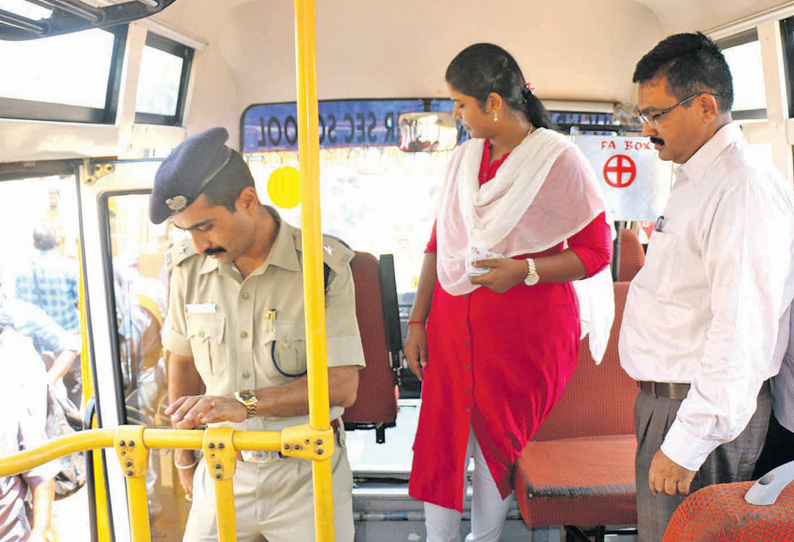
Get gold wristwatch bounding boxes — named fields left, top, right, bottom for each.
left=524, top=258, right=539, bottom=286
left=234, top=390, right=258, bottom=419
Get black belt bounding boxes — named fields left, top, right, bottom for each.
left=639, top=381, right=691, bottom=400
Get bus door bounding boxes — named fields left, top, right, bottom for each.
left=0, top=161, right=110, bottom=542
left=77, top=158, right=195, bottom=542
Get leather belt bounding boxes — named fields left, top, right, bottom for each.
left=639, top=381, right=691, bottom=400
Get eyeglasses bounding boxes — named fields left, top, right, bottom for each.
left=637, top=92, right=720, bottom=126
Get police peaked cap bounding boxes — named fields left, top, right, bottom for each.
left=149, top=126, right=235, bottom=225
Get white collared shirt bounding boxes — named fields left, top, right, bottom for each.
left=619, top=122, right=794, bottom=471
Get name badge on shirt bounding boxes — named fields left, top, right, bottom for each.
left=186, top=303, right=217, bottom=314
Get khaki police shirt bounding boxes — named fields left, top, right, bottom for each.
left=164, top=209, right=365, bottom=432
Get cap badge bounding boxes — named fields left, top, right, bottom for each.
left=166, top=195, right=188, bottom=212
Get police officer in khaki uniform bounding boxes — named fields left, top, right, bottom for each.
left=150, top=127, right=365, bottom=542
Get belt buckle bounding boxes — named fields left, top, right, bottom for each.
left=241, top=450, right=282, bottom=463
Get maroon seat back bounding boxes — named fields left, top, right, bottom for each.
left=618, top=228, right=645, bottom=282
left=342, top=252, right=398, bottom=429
left=532, top=281, right=637, bottom=441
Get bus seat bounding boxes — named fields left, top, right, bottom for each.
left=342, top=252, right=402, bottom=443
left=618, top=228, right=645, bottom=282
left=663, top=462, right=794, bottom=541
left=514, top=281, right=638, bottom=542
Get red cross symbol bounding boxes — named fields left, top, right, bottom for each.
left=603, top=154, right=637, bottom=188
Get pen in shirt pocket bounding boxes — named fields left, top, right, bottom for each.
left=655, top=215, right=665, bottom=232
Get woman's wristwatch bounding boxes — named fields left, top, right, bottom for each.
left=524, top=258, right=540, bottom=286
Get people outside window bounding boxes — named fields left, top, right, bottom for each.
left=15, top=223, right=80, bottom=334
left=149, top=127, right=365, bottom=542
left=0, top=312, right=57, bottom=542
left=0, top=264, right=81, bottom=405
left=618, top=32, right=794, bottom=541
left=403, top=43, right=614, bottom=542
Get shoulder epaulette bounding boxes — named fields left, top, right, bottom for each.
left=291, top=229, right=354, bottom=274
left=165, top=240, right=198, bottom=271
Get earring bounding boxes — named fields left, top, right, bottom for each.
left=493, top=111, right=498, bottom=122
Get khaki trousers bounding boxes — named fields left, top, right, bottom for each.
left=183, top=430, right=354, bottom=542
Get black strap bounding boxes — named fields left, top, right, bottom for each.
left=323, top=263, right=331, bottom=293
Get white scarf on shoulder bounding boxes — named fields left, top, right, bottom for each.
left=435, top=128, right=615, bottom=363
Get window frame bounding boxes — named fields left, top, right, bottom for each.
left=717, top=28, right=767, bottom=121
left=0, top=25, right=127, bottom=124
left=134, top=32, right=194, bottom=127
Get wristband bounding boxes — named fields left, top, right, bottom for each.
left=407, top=321, right=425, bottom=326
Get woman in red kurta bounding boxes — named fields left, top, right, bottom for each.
left=405, top=43, right=614, bottom=542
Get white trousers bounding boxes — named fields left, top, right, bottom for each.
left=424, top=426, right=514, bottom=542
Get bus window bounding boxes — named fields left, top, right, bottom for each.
left=0, top=172, right=90, bottom=542
left=106, top=193, right=190, bottom=538
left=243, top=100, right=454, bottom=345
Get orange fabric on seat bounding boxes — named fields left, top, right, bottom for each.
left=514, top=435, right=637, bottom=526
left=664, top=481, right=794, bottom=541
left=342, top=252, right=397, bottom=425
left=514, top=281, right=638, bottom=530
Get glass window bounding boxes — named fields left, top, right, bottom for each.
left=719, top=30, right=767, bottom=120
left=780, top=16, right=794, bottom=119
left=0, top=26, right=125, bottom=122
left=0, top=0, right=50, bottom=19
left=135, top=33, right=193, bottom=125
left=106, top=192, right=191, bottom=535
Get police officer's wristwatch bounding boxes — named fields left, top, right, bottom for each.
left=234, top=390, right=258, bottom=419
left=524, top=258, right=540, bottom=286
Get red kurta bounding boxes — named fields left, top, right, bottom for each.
left=408, top=142, right=613, bottom=511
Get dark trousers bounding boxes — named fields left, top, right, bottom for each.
left=634, top=384, right=771, bottom=542
left=752, top=413, right=794, bottom=478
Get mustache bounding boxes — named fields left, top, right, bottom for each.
left=204, top=246, right=227, bottom=256
left=650, top=136, right=665, bottom=146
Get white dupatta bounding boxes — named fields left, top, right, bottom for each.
left=435, top=128, right=615, bottom=363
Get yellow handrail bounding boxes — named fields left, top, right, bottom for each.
left=0, top=424, right=332, bottom=541
left=294, top=0, right=336, bottom=541
left=0, top=428, right=287, bottom=478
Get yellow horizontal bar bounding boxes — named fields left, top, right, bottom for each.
left=0, top=427, right=285, bottom=478
left=0, top=429, right=115, bottom=477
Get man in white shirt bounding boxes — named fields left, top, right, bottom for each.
left=619, top=32, right=794, bottom=541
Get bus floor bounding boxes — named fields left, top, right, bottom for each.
left=346, top=399, right=638, bottom=542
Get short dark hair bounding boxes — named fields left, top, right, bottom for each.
left=445, top=43, right=555, bottom=130
left=33, top=223, right=58, bottom=251
left=200, top=150, right=256, bottom=212
left=633, top=32, right=733, bottom=113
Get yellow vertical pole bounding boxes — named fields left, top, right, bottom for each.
left=294, top=1, right=334, bottom=541
left=115, top=427, right=151, bottom=542
left=125, top=476, right=152, bottom=542
left=203, top=427, right=238, bottom=542
left=78, top=240, right=112, bottom=542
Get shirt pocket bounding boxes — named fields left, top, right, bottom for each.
left=262, top=320, right=307, bottom=379
left=186, top=314, right=227, bottom=376
left=637, top=231, right=677, bottom=299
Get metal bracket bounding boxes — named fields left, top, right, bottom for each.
left=84, top=161, right=115, bottom=186
left=114, top=425, right=148, bottom=478
left=281, top=423, right=334, bottom=461
left=203, top=427, right=236, bottom=481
